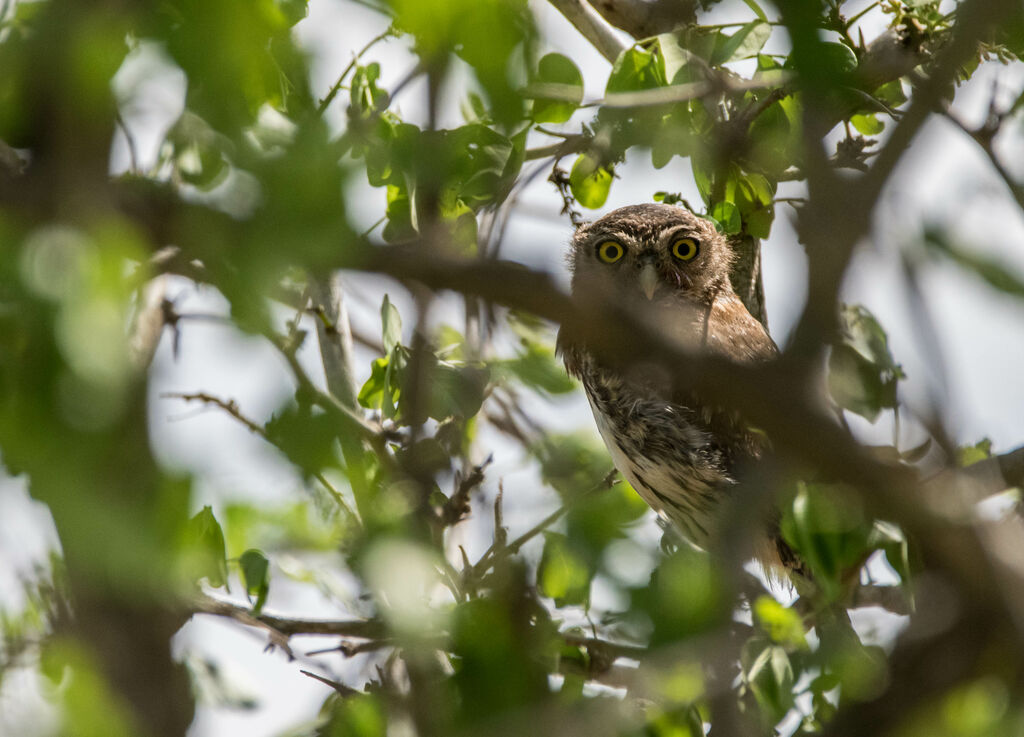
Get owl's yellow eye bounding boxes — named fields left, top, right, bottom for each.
left=671, top=237, right=699, bottom=261
left=597, top=241, right=624, bottom=264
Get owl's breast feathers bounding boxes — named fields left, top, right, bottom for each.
left=558, top=287, right=779, bottom=553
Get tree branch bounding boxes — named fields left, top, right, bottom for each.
left=309, top=275, right=360, bottom=411
left=194, top=593, right=387, bottom=639
left=546, top=0, right=627, bottom=63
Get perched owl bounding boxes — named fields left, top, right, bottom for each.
left=558, top=203, right=801, bottom=575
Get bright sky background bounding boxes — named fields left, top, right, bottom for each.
left=1, top=1, right=1023, bottom=735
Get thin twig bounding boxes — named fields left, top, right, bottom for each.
left=161, top=391, right=359, bottom=520
left=316, top=28, right=395, bottom=117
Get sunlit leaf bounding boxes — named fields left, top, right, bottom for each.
left=569, top=154, right=613, bottom=209
left=850, top=113, right=884, bottom=135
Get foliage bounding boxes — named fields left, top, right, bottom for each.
left=2, top=0, right=1024, bottom=736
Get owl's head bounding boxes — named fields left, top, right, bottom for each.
left=568, top=204, right=734, bottom=305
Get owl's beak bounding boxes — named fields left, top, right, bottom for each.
left=639, top=262, right=659, bottom=300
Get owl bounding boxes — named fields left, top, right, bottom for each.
left=558, top=203, right=801, bottom=575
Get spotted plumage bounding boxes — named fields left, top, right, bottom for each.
left=558, top=203, right=799, bottom=574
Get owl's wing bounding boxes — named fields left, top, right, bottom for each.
left=667, top=290, right=778, bottom=466
left=704, top=291, right=778, bottom=363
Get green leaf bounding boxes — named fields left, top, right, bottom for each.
left=381, top=294, right=402, bottom=353
left=710, top=200, right=741, bottom=234
left=530, top=53, right=584, bottom=124
left=828, top=345, right=895, bottom=421
left=691, top=156, right=712, bottom=206
left=740, top=0, right=768, bottom=21
left=569, top=154, right=613, bottom=209
left=828, top=304, right=904, bottom=421
left=746, top=208, right=774, bottom=239
left=238, top=548, right=270, bottom=614
left=165, top=113, right=229, bottom=191
left=496, top=342, right=576, bottom=395
left=358, top=356, right=393, bottom=411
left=538, top=532, right=592, bottom=606
left=656, top=34, right=691, bottom=84
left=350, top=63, right=389, bottom=120
left=320, top=692, right=387, bottom=737
left=874, top=79, right=908, bottom=108
left=424, top=361, right=490, bottom=421
left=712, top=20, right=771, bottom=65
left=606, top=45, right=666, bottom=94
left=780, top=483, right=872, bottom=600
left=754, top=596, right=808, bottom=649
left=924, top=230, right=1024, bottom=300
left=184, top=506, right=229, bottom=589
left=747, top=94, right=802, bottom=175
left=382, top=183, right=416, bottom=243
left=265, top=404, right=341, bottom=475
left=850, top=113, right=884, bottom=135
left=868, top=520, right=912, bottom=586
left=956, top=438, right=992, bottom=467
left=743, top=640, right=795, bottom=724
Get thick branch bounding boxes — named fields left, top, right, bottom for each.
left=546, top=0, right=627, bottom=63
left=194, top=594, right=387, bottom=639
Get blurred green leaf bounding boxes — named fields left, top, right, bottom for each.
left=164, top=112, right=229, bottom=190
left=828, top=304, right=904, bottom=422
left=451, top=585, right=552, bottom=726
left=318, top=692, right=387, bottom=737
left=350, top=63, right=389, bottom=121
left=420, top=359, right=490, bottom=421
left=873, top=80, right=907, bottom=108
left=534, top=433, right=611, bottom=499
left=538, top=532, right=592, bottom=606
left=569, top=154, right=613, bottom=209
left=381, top=295, right=402, bottom=354
left=754, top=596, right=808, bottom=649
left=850, top=113, right=884, bottom=136
left=924, top=230, right=1024, bottom=300
left=868, top=520, right=911, bottom=586
left=265, top=403, right=340, bottom=476
left=740, top=0, right=768, bottom=21
left=184, top=506, right=229, bottom=589
left=713, top=20, right=771, bottom=65
left=743, top=640, right=795, bottom=725
left=636, top=549, right=728, bottom=642
left=956, top=438, right=992, bottom=467
left=238, top=548, right=270, bottom=614
left=388, top=0, right=533, bottom=125
left=495, top=341, right=576, bottom=395
left=747, top=94, right=802, bottom=176
left=358, top=356, right=399, bottom=415
left=530, top=53, right=584, bottom=124
left=780, top=483, right=872, bottom=600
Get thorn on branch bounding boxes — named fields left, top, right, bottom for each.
left=300, top=669, right=362, bottom=696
